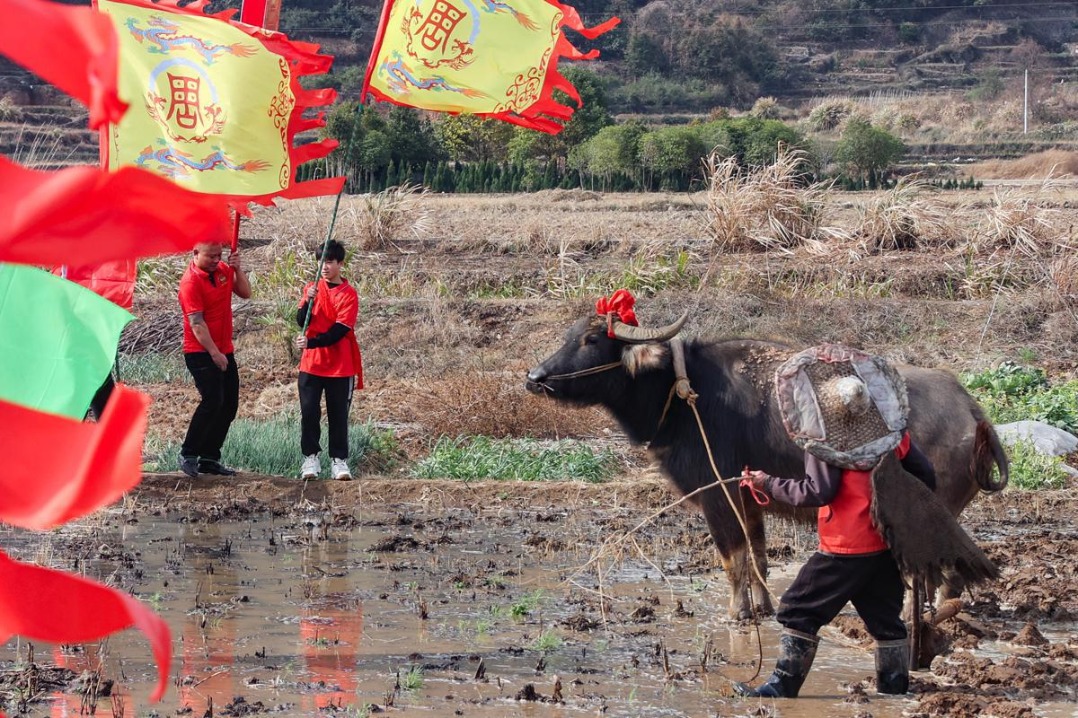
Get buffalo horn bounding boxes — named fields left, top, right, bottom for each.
left=611, top=312, right=688, bottom=343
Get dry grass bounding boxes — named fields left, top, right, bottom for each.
left=971, top=150, right=1078, bottom=180
left=1048, top=251, right=1078, bottom=303
left=976, top=175, right=1066, bottom=258
left=350, top=183, right=434, bottom=251
left=704, top=146, right=840, bottom=253
left=409, top=373, right=610, bottom=440
left=849, top=178, right=963, bottom=254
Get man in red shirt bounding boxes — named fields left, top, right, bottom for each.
left=294, top=240, right=363, bottom=481
left=177, top=241, right=251, bottom=478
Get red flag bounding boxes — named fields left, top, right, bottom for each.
left=0, top=550, right=171, bottom=701
left=240, top=0, right=281, bottom=31
left=0, top=0, right=126, bottom=128
left=0, top=156, right=231, bottom=267
left=0, top=385, right=147, bottom=531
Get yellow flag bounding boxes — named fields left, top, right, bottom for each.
left=97, top=0, right=343, bottom=204
left=363, top=0, right=619, bottom=134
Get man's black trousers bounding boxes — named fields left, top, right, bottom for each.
left=298, top=371, right=354, bottom=459
left=777, top=550, right=907, bottom=641
left=181, top=352, right=239, bottom=462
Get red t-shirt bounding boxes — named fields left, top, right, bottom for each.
left=298, top=279, right=363, bottom=386
left=178, top=261, right=235, bottom=354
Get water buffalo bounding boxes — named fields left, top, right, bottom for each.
left=525, top=313, right=1008, bottom=619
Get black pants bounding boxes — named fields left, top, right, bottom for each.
left=298, top=372, right=354, bottom=459
left=777, top=551, right=907, bottom=642
left=181, top=352, right=239, bottom=462
left=88, top=372, right=115, bottom=420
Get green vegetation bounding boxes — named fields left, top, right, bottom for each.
left=1005, top=439, right=1071, bottom=490
left=510, top=590, right=545, bottom=619
left=143, top=414, right=398, bottom=475
left=532, top=630, right=563, bottom=653
left=410, top=437, right=619, bottom=483
left=962, top=364, right=1078, bottom=434
left=961, top=364, right=1078, bottom=490
left=118, top=352, right=189, bottom=385
left=834, top=118, right=905, bottom=189
left=400, top=665, right=424, bottom=692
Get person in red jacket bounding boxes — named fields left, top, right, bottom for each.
left=294, top=240, right=363, bottom=481
left=54, top=260, right=136, bottom=420
left=737, top=373, right=936, bottom=699
left=178, top=241, right=251, bottom=478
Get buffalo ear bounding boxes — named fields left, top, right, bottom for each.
left=623, top=343, right=668, bottom=376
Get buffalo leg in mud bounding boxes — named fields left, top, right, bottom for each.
left=701, top=491, right=773, bottom=619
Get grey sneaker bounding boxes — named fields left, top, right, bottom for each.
left=301, top=454, right=321, bottom=479
left=330, top=458, right=351, bottom=481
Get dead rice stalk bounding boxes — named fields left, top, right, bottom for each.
left=351, top=183, right=433, bottom=251
left=704, top=146, right=840, bottom=254
left=851, top=177, right=960, bottom=253
left=974, top=171, right=1065, bottom=259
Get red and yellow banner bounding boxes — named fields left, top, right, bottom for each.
left=363, top=0, right=618, bottom=134
left=97, top=0, right=344, bottom=205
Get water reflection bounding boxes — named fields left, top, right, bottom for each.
left=176, top=522, right=238, bottom=716
left=299, top=540, right=363, bottom=711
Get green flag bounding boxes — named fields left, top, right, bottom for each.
left=0, top=263, right=133, bottom=418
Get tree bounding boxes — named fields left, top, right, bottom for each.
left=557, top=67, right=614, bottom=149
left=573, top=122, right=647, bottom=190
left=436, top=115, right=514, bottom=163
left=637, top=125, right=707, bottom=190
left=625, top=33, right=669, bottom=79
left=835, top=118, right=905, bottom=186
left=386, top=106, right=442, bottom=168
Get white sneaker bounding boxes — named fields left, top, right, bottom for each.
left=300, top=454, right=321, bottom=479
left=331, top=458, right=351, bottom=481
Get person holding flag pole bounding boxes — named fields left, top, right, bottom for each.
left=293, top=102, right=366, bottom=481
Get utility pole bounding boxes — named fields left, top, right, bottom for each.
left=1024, top=69, right=1029, bottom=134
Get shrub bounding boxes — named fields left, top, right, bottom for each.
left=143, top=415, right=399, bottom=475
left=834, top=117, right=905, bottom=185
left=898, top=22, right=920, bottom=44
left=1007, top=439, right=1071, bottom=490
left=806, top=100, right=854, bottom=132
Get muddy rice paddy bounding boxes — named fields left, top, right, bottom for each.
left=1, top=476, right=1076, bottom=717
left=5, top=189, right=1078, bottom=716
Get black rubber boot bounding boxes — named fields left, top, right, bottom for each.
left=735, top=629, right=819, bottom=698
left=875, top=639, right=910, bottom=695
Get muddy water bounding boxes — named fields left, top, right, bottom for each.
left=1, top=502, right=1074, bottom=717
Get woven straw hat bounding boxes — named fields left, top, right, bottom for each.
left=775, top=344, right=909, bottom=470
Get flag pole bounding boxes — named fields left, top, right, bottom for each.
left=232, top=0, right=281, bottom=254
left=300, top=100, right=366, bottom=342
